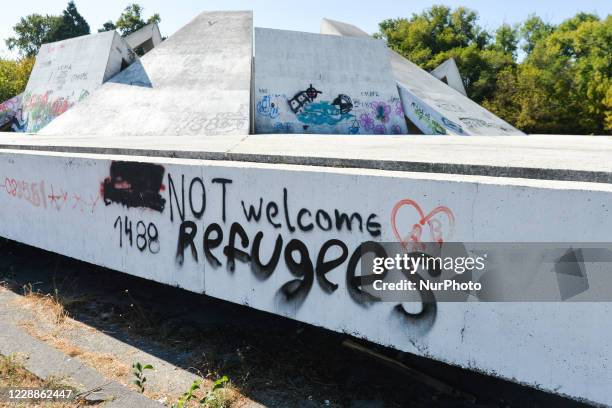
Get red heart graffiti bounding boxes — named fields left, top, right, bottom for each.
left=391, top=199, right=455, bottom=251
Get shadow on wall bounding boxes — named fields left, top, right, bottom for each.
left=108, top=60, right=153, bottom=88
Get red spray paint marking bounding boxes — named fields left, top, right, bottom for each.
left=391, top=199, right=455, bottom=251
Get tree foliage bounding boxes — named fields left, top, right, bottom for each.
left=99, top=4, right=161, bottom=37
left=0, top=57, right=35, bottom=102
left=52, top=1, right=90, bottom=42
left=376, top=6, right=513, bottom=104
left=484, top=14, right=611, bottom=134
left=377, top=6, right=611, bottom=134
left=5, top=1, right=89, bottom=58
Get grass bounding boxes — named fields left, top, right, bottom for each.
left=0, top=353, right=89, bottom=407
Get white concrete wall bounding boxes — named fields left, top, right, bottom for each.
left=20, top=31, right=134, bottom=133
left=254, top=28, right=408, bottom=135
left=0, top=150, right=611, bottom=405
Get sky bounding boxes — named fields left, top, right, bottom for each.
left=1, top=0, right=610, bottom=58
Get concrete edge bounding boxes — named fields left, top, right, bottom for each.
left=0, top=143, right=611, bottom=184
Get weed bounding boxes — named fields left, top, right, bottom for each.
left=173, top=375, right=233, bottom=408
left=174, top=379, right=202, bottom=408
left=202, top=375, right=231, bottom=408
left=132, top=361, right=154, bottom=393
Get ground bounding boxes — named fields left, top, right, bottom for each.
left=0, top=238, right=589, bottom=408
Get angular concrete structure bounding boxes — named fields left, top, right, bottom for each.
left=431, top=58, right=467, bottom=96
left=20, top=31, right=135, bottom=133
left=254, top=28, right=408, bottom=135
left=124, top=23, right=162, bottom=55
left=42, top=11, right=252, bottom=137
left=321, top=18, right=523, bottom=136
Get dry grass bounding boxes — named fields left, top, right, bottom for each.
left=19, top=284, right=68, bottom=325
left=0, top=353, right=93, bottom=407
left=18, top=321, right=130, bottom=383
left=11, top=284, right=242, bottom=407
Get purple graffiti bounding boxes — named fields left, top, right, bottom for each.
left=359, top=113, right=374, bottom=131
left=372, top=102, right=391, bottom=123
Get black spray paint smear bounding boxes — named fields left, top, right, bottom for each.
left=102, top=161, right=166, bottom=212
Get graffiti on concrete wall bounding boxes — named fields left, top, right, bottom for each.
left=102, top=161, right=166, bottom=212
left=391, top=198, right=455, bottom=252
left=0, top=94, right=23, bottom=131
left=20, top=89, right=89, bottom=133
left=174, top=104, right=250, bottom=135
left=1, top=176, right=100, bottom=213
left=94, top=162, right=442, bottom=330
left=255, top=84, right=407, bottom=135
left=0, top=155, right=480, bottom=348
left=459, top=117, right=514, bottom=134
left=410, top=102, right=447, bottom=135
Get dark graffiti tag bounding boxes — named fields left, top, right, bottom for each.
left=102, top=161, right=166, bottom=212
left=164, top=172, right=437, bottom=329
left=288, top=84, right=322, bottom=114
left=113, top=215, right=160, bottom=253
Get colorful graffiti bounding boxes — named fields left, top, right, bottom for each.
left=0, top=94, right=23, bottom=130
left=21, top=91, right=72, bottom=132
left=410, top=102, right=447, bottom=135
left=297, top=101, right=354, bottom=125
left=256, top=84, right=408, bottom=135
left=17, top=89, right=90, bottom=133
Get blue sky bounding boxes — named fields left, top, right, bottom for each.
left=1, top=0, right=610, bottom=57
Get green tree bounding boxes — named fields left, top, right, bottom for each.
left=494, top=24, right=519, bottom=57
left=0, top=57, right=35, bottom=101
left=485, top=14, right=611, bottom=134
left=520, top=15, right=554, bottom=55
left=50, top=1, right=90, bottom=42
left=5, top=2, right=90, bottom=58
left=98, top=21, right=116, bottom=33
left=376, top=6, right=489, bottom=67
left=376, top=6, right=514, bottom=103
left=110, top=4, right=161, bottom=37
left=5, top=14, right=62, bottom=57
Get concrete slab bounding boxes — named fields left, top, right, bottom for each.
left=20, top=31, right=135, bottom=133
left=41, top=11, right=253, bottom=137
left=320, top=18, right=524, bottom=136
left=253, top=28, right=408, bottom=135
left=0, top=133, right=610, bottom=183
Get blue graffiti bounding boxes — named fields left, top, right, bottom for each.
left=348, top=119, right=360, bottom=134
left=441, top=117, right=465, bottom=134
left=257, top=95, right=280, bottom=119
left=273, top=122, right=293, bottom=133
left=297, top=101, right=354, bottom=126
